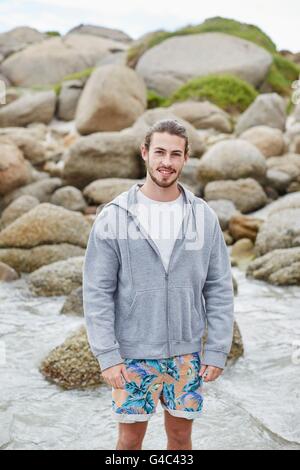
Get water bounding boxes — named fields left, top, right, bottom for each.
left=0, top=268, right=299, bottom=450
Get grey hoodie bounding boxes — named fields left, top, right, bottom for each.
left=83, top=181, right=234, bottom=372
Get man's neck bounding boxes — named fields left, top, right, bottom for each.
left=139, top=177, right=181, bottom=202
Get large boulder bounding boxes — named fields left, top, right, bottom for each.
left=67, top=24, right=132, bottom=43
left=246, top=247, right=300, bottom=285
left=235, top=93, right=286, bottom=135
left=240, top=125, right=285, bottom=158
left=266, top=153, right=300, bottom=193
left=0, top=177, right=63, bottom=212
left=83, top=178, right=142, bottom=204
left=0, top=138, right=31, bottom=195
left=0, top=203, right=90, bottom=248
left=57, top=80, right=83, bottom=121
left=0, top=243, right=85, bottom=273
left=0, top=26, right=46, bottom=60
left=196, top=139, right=267, bottom=184
left=204, top=178, right=268, bottom=213
left=63, top=132, right=144, bottom=188
left=0, top=91, right=56, bottom=127
left=0, top=127, right=47, bottom=165
left=135, top=32, right=272, bottom=96
left=50, top=186, right=87, bottom=212
left=0, top=34, right=128, bottom=87
left=169, top=100, right=233, bottom=133
left=0, top=194, right=40, bottom=229
left=75, top=64, right=147, bottom=134
left=253, top=207, right=300, bottom=256
left=28, top=256, right=84, bottom=296
left=39, top=326, right=103, bottom=389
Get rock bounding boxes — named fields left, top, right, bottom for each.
left=0, top=261, right=19, bottom=281
left=169, top=100, right=233, bottom=133
left=228, top=321, right=244, bottom=362
left=50, top=186, right=87, bottom=212
left=196, top=139, right=267, bottom=184
left=28, top=255, right=84, bottom=296
left=75, top=65, right=147, bottom=134
left=249, top=191, right=300, bottom=221
left=204, top=178, right=268, bottom=213
left=207, top=199, right=239, bottom=230
left=246, top=247, right=300, bottom=285
left=1, top=177, right=63, bottom=212
left=0, top=243, right=85, bottom=273
left=83, top=178, right=142, bottom=204
left=39, top=326, right=103, bottom=389
left=240, top=125, right=285, bottom=157
left=0, top=139, right=31, bottom=195
left=63, top=132, right=144, bottom=188
left=60, top=286, right=83, bottom=316
left=266, top=153, right=300, bottom=193
left=0, top=34, right=128, bottom=87
left=0, top=91, right=56, bottom=127
left=235, top=93, right=286, bottom=135
left=57, top=80, right=83, bottom=121
left=253, top=207, right=300, bottom=256
left=178, top=158, right=204, bottom=195
left=135, top=32, right=272, bottom=96
left=0, top=195, right=40, bottom=229
left=231, top=238, right=256, bottom=269
left=0, top=26, right=45, bottom=59
left=0, top=127, right=47, bottom=165
left=130, top=108, right=206, bottom=158
left=67, top=24, right=132, bottom=43
left=228, top=214, right=263, bottom=241
left=0, top=203, right=90, bottom=248
left=294, top=136, right=300, bottom=154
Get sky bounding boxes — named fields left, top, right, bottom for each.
left=0, top=0, right=299, bottom=52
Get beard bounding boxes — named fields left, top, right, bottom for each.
left=145, top=159, right=183, bottom=188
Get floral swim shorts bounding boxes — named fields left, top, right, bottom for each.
left=111, top=352, right=204, bottom=422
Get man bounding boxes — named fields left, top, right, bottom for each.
left=83, top=119, right=234, bottom=450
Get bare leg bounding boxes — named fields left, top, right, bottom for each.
left=116, top=421, right=149, bottom=450
left=164, top=410, right=193, bottom=450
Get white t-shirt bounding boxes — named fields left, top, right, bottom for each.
left=135, top=186, right=186, bottom=272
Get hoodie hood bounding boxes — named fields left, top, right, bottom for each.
left=102, top=181, right=200, bottom=245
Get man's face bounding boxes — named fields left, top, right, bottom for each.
left=141, top=132, right=189, bottom=188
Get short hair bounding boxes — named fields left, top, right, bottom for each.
left=143, top=119, right=190, bottom=155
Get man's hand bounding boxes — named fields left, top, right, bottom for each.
left=200, top=364, right=223, bottom=382
left=101, top=363, right=130, bottom=389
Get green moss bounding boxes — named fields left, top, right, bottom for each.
left=51, top=67, right=95, bottom=96
left=147, top=89, right=168, bottom=109
left=265, top=53, right=300, bottom=95
left=127, top=16, right=277, bottom=67
left=165, top=74, right=258, bottom=114
left=46, top=31, right=61, bottom=37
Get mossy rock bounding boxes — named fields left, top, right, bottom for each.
left=52, top=67, right=95, bottom=96
left=263, top=53, right=300, bottom=96
left=165, top=74, right=258, bottom=114
left=147, top=89, right=168, bottom=109
left=127, top=16, right=277, bottom=68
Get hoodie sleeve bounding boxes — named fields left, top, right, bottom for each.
left=82, top=210, right=124, bottom=372
left=201, top=212, right=235, bottom=369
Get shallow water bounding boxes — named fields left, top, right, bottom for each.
left=0, top=268, right=299, bottom=450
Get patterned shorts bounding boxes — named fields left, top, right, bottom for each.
left=111, top=352, right=204, bottom=423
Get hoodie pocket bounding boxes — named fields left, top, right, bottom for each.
left=116, top=288, right=167, bottom=343
left=168, top=287, right=205, bottom=342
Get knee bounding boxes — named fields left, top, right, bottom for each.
left=118, top=429, right=144, bottom=450
left=167, top=426, right=192, bottom=445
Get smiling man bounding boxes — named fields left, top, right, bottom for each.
left=83, top=119, right=234, bottom=450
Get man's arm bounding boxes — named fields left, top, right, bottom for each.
left=82, top=211, right=124, bottom=372
left=202, top=213, right=235, bottom=370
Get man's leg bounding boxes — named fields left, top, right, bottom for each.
left=116, top=421, right=149, bottom=450
left=164, top=410, right=193, bottom=450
